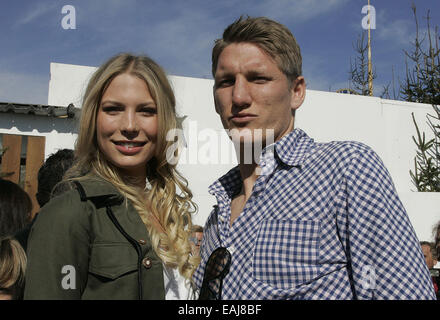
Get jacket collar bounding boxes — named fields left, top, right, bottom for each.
left=73, top=174, right=124, bottom=199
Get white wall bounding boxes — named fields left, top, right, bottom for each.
left=6, top=62, right=438, bottom=243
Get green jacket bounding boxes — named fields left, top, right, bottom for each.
left=24, top=176, right=165, bottom=300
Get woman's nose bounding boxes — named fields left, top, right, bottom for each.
left=120, top=110, right=139, bottom=138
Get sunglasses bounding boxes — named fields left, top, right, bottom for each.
left=198, top=247, right=231, bottom=300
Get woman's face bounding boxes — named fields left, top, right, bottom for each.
left=96, top=73, right=158, bottom=179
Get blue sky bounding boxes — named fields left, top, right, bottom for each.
left=0, top=0, right=439, bottom=105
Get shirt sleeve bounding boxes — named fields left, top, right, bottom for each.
left=24, top=191, right=91, bottom=299
left=343, top=144, right=436, bottom=299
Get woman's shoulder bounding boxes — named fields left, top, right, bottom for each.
left=34, top=175, right=125, bottom=232
left=38, top=184, right=92, bottom=222
left=51, top=175, right=122, bottom=200
left=68, top=176, right=123, bottom=198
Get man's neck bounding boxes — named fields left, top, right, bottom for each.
left=237, top=162, right=259, bottom=200
left=230, top=162, right=259, bottom=226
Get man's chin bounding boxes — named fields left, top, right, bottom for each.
left=227, top=127, right=275, bottom=146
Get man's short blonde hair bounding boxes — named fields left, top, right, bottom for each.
left=212, top=16, right=302, bottom=83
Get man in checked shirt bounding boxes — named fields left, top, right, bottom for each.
left=192, top=16, right=436, bottom=299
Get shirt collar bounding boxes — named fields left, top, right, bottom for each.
left=208, top=128, right=313, bottom=198
left=274, top=128, right=313, bottom=167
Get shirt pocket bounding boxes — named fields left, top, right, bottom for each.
left=252, top=219, right=321, bottom=290
left=88, top=242, right=138, bottom=280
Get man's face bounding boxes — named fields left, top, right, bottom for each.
left=421, top=244, right=436, bottom=269
left=190, top=231, right=203, bottom=256
left=195, top=232, right=203, bottom=247
left=213, top=42, right=305, bottom=145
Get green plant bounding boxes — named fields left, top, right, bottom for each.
left=410, top=110, right=440, bottom=191
left=348, top=31, right=377, bottom=96
left=404, top=5, right=440, bottom=191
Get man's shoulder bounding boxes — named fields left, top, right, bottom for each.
left=287, top=129, right=376, bottom=164
left=314, top=139, right=373, bottom=154
left=308, top=139, right=375, bottom=164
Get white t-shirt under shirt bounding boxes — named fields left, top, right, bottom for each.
left=163, top=265, right=197, bottom=300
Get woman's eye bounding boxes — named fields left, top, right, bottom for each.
left=140, top=107, right=157, bottom=116
left=102, top=106, right=123, bottom=114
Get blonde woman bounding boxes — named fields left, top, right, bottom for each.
left=24, top=53, right=200, bottom=299
left=0, top=237, right=27, bottom=300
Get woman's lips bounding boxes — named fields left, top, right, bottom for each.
left=112, top=141, right=146, bottom=155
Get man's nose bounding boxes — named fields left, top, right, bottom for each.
left=232, top=76, right=251, bottom=108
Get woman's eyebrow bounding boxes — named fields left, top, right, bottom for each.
left=100, top=100, right=124, bottom=106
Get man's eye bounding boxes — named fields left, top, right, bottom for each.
left=216, top=79, right=234, bottom=88
left=253, top=76, right=269, bottom=83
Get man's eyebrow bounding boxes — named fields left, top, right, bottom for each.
left=215, top=71, right=234, bottom=79
left=246, top=70, right=266, bottom=77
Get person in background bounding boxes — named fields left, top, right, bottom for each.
left=420, top=241, right=440, bottom=299
left=24, top=53, right=199, bottom=300
left=35, top=149, right=76, bottom=208
left=190, top=225, right=204, bottom=256
left=193, top=16, right=436, bottom=300
left=0, top=237, right=27, bottom=300
left=434, top=221, right=440, bottom=267
left=0, top=179, right=32, bottom=238
left=15, top=149, right=75, bottom=252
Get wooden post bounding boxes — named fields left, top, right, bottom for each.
left=1, top=134, right=22, bottom=184
left=367, top=0, right=374, bottom=96
left=24, top=136, right=45, bottom=218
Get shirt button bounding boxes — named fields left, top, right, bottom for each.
left=142, top=257, right=152, bottom=269
left=138, top=239, right=146, bottom=245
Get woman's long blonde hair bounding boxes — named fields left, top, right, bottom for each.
left=66, top=53, right=199, bottom=279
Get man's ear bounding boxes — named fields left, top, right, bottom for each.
left=213, top=85, right=220, bottom=114
left=290, top=76, right=306, bottom=111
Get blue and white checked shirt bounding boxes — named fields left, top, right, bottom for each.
left=193, top=128, right=436, bottom=299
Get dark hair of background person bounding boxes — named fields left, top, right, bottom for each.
left=36, top=149, right=75, bottom=207
left=14, top=149, right=75, bottom=252
left=0, top=237, right=27, bottom=300
left=0, top=179, right=32, bottom=238
left=434, top=221, right=440, bottom=260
